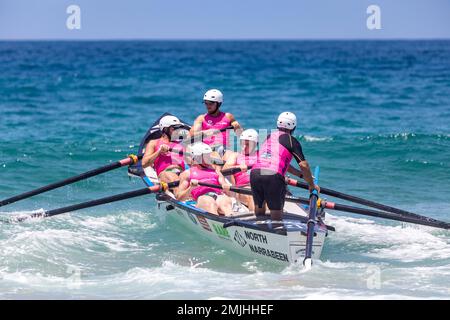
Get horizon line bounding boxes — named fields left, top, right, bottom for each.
left=0, top=37, right=450, bottom=42
left=1, top=37, right=450, bottom=42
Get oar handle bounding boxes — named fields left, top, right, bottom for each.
left=0, top=154, right=142, bottom=208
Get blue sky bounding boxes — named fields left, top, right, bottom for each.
left=0, top=0, right=449, bottom=40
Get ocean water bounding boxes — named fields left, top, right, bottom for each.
left=0, top=40, right=450, bottom=299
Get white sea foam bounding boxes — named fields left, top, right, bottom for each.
left=302, top=135, right=333, bottom=142
left=326, top=213, right=450, bottom=262
left=1, top=208, right=449, bottom=299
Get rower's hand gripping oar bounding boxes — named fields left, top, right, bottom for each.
left=169, top=148, right=225, bottom=166
left=303, top=166, right=320, bottom=269
left=0, top=154, right=141, bottom=208
left=183, top=125, right=234, bottom=145
left=2, top=181, right=179, bottom=224
left=286, top=178, right=445, bottom=225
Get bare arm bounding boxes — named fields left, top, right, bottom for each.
left=299, top=160, right=315, bottom=189
left=216, top=169, right=232, bottom=194
left=287, top=164, right=303, bottom=178
left=226, top=113, right=243, bottom=137
left=175, top=171, right=192, bottom=200
left=222, top=152, right=238, bottom=171
left=141, top=140, right=159, bottom=168
left=189, top=115, right=204, bottom=136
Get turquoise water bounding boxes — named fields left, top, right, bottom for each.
left=1, top=41, right=450, bottom=299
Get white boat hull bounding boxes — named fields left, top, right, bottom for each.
left=161, top=200, right=327, bottom=264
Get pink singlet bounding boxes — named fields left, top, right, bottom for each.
left=153, top=139, right=185, bottom=175
left=233, top=153, right=258, bottom=186
left=252, top=130, right=293, bottom=176
left=188, top=166, right=223, bottom=200
left=201, top=112, right=231, bottom=147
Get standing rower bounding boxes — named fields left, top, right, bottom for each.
left=142, top=115, right=186, bottom=183
left=222, top=129, right=259, bottom=211
left=250, top=112, right=319, bottom=222
left=190, top=89, right=242, bottom=157
left=176, top=143, right=233, bottom=216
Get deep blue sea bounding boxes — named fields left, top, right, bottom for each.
left=1, top=41, right=450, bottom=299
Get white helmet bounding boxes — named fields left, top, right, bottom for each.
left=240, top=129, right=259, bottom=143
left=277, top=112, right=297, bottom=130
left=159, top=115, right=182, bottom=131
left=189, top=142, right=213, bottom=157
left=203, top=89, right=223, bottom=103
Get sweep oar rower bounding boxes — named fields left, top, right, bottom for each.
left=250, top=112, right=320, bottom=223
left=222, top=129, right=259, bottom=212
left=190, top=89, right=242, bottom=157
left=142, top=115, right=186, bottom=183
left=176, top=143, right=233, bottom=216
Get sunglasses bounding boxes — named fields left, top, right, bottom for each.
left=204, top=100, right=216, bottom=106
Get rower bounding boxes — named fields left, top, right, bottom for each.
left=222, top=129, right=259, bottom=212
left=190, top=89, right=242, bottom=157
left=141, top=115, right=186, bottom=183
left=250, top=112, right=320, bottom=223
left=176, top=142, right=233, bottom=216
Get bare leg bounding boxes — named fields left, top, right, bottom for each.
left=196, top=195, right=219, bottom=215
left=269, top=209, right=283, bottom=221
left=158, top=171, right=180, bottom=183
left=238, top=193, right=255, bottom=212
left=159, top=171, right=181, bottom=193
left=216, top=195, right=233, bottom=216
left=254, top=201, right=267, bottom=216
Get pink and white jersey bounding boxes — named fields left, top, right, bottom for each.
left=253, top=130, right=293, bottom=176
left=201, top=112, right=231, bottom=147
left=189, top=166, right=222, bottom=200
left=153, top=139, right=185, bottom=175
left=233, top=153, right=258, bottom=186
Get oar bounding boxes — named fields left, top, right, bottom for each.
left=303, top=166, right=320, bottom=269
left=285, top=196, right=450, bottom=230
left=196, top=182, right=450, bottom=230
left=169, top=148, right=225, bottom=166
left=0, top=154, right=141, bottom=208
left=286, top=178, right=444, bottom=224
left=221, top=166, right=252, bottom=176
left=3, top=181, right=179, bottom=223
left=197, top=182, right=253, bottom=195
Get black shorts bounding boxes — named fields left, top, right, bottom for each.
left=250, top=169, right=286, bottom=211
